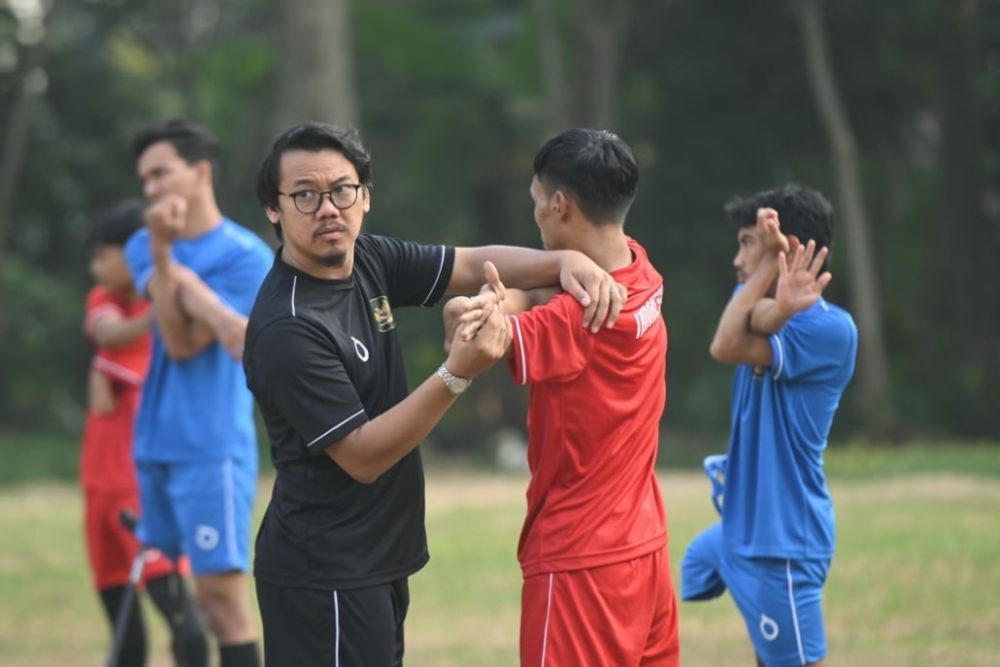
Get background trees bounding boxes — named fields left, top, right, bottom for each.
left=1, top=0, right=997, bottom=447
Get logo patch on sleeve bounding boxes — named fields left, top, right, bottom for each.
left=370, top=296, right=395, bottom=332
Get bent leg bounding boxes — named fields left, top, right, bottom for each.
left=681, top=522, right=727, bottom=601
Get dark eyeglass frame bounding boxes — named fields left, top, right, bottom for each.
left=277, top=184, right=367, bottom=214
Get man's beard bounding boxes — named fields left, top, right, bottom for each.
left=318, top=251, right=347, bottom=268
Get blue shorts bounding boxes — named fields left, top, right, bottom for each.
left=136, top=457, right=256, bottom=575
left=681, top=523, right=829, bottom=667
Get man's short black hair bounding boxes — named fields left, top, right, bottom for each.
left=91, top=199, right=145, bottom=247
left=255, top=123, right=372, bottom=241
left=725, top=185, right=834, bottom=270
left=256, top=122, right=372, bottom=211
left=533, top=128, right=639, bottom=223
left=132, top=119, right=220, bottom=167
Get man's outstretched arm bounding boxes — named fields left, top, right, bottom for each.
left=449, top=246, right=624, bottom=332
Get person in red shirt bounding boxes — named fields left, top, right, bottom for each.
left=447, top=129, right=678, bottom=666
left=82, top=200, right=207, bottom=666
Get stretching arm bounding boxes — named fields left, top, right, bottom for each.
left=92, top=308, right=152, bottom=348
left=450, top=246, right=623, bottom=332
left=146, top=242, right=216, bottom=361
left=328, top=295, right=511, bottom=483
left=709, top=257, right=778, bottom=367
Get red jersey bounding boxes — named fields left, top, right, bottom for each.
left=80, top=286, right=152, bottom=491
left=507, top=237, right=668, bottom=577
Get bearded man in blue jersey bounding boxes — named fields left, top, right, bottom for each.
left=681, top=186, right=858, bottom=667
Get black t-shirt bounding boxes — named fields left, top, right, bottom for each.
left=244, top=234, right=455, bottom=590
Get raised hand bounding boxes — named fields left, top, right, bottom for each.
left=775, top=239, right=832, bottom=316
left=145, top=194, right=187, bottom=244
left=756, top=207, right=790, bottom=256
left=445, top=293, right=511, bottom=379
left=558, top=251, right=626, bottom=332
left=441, top=296, right=472, bottom=354
left=452, top=261, right=507, bottom=342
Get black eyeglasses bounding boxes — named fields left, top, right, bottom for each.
left=278, top=184, right=366, bottom=214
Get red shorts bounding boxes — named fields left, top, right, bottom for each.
left=521, top=548, right=679, bottom=667
left=83, top=488, right=185, bottom=589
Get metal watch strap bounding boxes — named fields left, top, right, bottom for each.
left=436, top=363, right=471, bottom=396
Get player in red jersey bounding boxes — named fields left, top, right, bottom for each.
left=447, top=129, right=678, bottom=666
left=83, top=200, right=207, bottom=666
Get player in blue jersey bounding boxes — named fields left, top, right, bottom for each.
left=124, top=120, right=273, bottom=667
left=681, top=185, right=857, bottom=667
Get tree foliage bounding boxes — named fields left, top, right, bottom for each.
left=1, top=0, right=997, bottom=441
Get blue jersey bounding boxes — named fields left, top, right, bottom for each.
left=124, top=219, right=273, bottom=463
left=722, top=296, right=857, bottom=560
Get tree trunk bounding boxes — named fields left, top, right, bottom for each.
left=534, top=0, right=570, bottom=134
left=572, top=0, right=631, bottom=129
left=278, top=0, right=359, bottom=130
left=937, top=0, right=994, bottom=387
left=0, top=61, right=41, bottom=265
left=0, top=35, right=46, bottom=338
left=794, top=0, right=895, bottom=435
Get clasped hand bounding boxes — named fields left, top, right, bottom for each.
left=145, top=194, right=188, bottom=244
left=441, top=262, right=511, bottom=377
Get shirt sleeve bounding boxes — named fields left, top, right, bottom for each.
left=202, top=242, right=274, bottom=316
left=768, top=304, right=855, bottom=383
left=365, top=235, right=454, bottom=308
left=123, top=229, right=154, bottom=296
left=506, top=294, right=594, bottom=385
left=248, top=319, right=368, bottom=456
left=83, top=286, right=122, bottom=340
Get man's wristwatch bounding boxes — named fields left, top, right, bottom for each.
left=436, top=363, right=471, bottom=396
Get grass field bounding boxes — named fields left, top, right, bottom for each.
left=0, top=446, right=998, bottom=665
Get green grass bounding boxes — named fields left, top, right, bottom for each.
left=0, top=447, right=998, bottom=664
left=824, top=440, right=1000, bottom=478
left=4, top=429, right=999, bottom=485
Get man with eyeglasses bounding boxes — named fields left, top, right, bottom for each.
left=124, top=119, right=273, bottom=666
left=242, top=122, right=625, bottom=665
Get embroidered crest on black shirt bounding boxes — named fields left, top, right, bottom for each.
left=370, top=295, right=395, bottom=332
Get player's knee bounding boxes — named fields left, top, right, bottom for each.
left=680, top=551, right=726, bottom=601
left=195, top=575, right=254, bottom=642
left=195, top=586, right=231, bottom=626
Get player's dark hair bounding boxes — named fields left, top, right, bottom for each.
left=132, top=119, right=220, bottom=169
left=255, top=122, right=372, bottom=241
left=725, top=185, right=834, bottom=271
left=533, top=128, right=639, bottom=224
left=90, top=199, right=145, bottom=248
